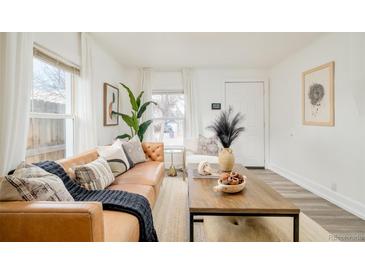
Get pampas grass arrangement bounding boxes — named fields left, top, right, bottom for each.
left=207, top=106, right=245, bottom=148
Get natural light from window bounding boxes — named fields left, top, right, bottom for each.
left=152, top=91, right=184, bottom=147
left=26, top=55, right=76, bottom=163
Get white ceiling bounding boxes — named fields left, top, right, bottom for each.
left=91, top=32, right=324, bottom=69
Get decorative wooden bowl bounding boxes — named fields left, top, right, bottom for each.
left=214, top=179, right=247, bottom=193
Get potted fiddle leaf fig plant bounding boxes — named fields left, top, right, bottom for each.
left=207, top=106, right=245, bottom=171
left=112, top=83, right=157, bottom=141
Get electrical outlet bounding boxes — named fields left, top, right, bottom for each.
left=330, top=182, right=337, bottom=192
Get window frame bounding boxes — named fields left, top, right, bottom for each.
left=151, top=89, right=185, bottom=147
left=26, top=48, right=79, bottom=160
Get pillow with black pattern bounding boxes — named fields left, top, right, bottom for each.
left=97, top=144, right=130, bottom=177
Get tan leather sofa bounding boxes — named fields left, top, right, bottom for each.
left=0, top=142, right=164, bottom=242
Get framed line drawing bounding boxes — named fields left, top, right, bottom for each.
left=302, top=61, right=335, bottom=126
left=103, top=83, right=119, bottom=126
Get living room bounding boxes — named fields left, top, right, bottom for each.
left=1, top=0, right=364, bottom=273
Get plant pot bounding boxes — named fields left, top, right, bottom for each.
left=218, top=148, right=235, bottom=172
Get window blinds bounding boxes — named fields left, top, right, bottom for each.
left=33, top=44, right=80, bottom=75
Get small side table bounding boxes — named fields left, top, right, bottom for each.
left=165, top=146, right=186, bottom=180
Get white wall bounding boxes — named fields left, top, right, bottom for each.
left=34, top=32, right=133, bottom=147
left=151, top=71, right=183, bottom=90
left=91, top=41, right=133, bottom=145
left=269, top=33, right=365, bottom=218
left=194, top=69, right=268, bottom=136
left=34, top=32, right=80, bottom=66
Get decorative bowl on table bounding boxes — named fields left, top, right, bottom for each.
left=214, top=171, right=247, bottom=193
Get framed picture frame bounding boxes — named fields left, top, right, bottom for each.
left=302, top=61, right=335, bottom=126
left=103, top=83, right=119, bottom=126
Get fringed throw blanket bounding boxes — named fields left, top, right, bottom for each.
left=36, top=161, right=158, bottom=242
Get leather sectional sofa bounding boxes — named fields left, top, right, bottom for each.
left=0, top=142, right=164, bottom=242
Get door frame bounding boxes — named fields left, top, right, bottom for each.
left=223, top=79, right=270, bottom=168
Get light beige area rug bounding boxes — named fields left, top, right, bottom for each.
left=153, top=176, right=337, bottom=242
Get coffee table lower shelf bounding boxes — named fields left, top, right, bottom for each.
left=189, top=211, right=300, bottom=242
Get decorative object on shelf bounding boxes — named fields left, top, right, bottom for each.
left=197, top=161, right=213, bottom=176
left=211, top=103, right=221, bottom=110
left=112, top=83, right=157, bottom=141
left=103, top=83, right=119, bottom=126
left=207, top=106, right=245, bottom=172
left=302, top=61, right=335, bottom=126
left=214, top=171, right=247, bottom=193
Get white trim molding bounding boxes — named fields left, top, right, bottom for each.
left=268, top=163, right=365, bottom=220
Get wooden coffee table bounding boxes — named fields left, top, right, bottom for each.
left=188, top=164, right=300, bottom=242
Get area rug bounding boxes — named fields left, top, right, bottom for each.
left=153, top=176, right=337, bottom=242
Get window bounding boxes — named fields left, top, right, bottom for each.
left=151, top=91, right=185, bottom=147
left=26, top=48, right=78, bottom=163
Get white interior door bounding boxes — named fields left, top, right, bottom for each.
left=225, top=82, right=265, bottom=167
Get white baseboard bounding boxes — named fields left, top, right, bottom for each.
left=267, top=163, right=365, bottom=220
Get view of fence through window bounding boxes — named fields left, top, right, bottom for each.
left=26, top=56, right=75, bottom=163
left=152, top=92, right=184, bottom=146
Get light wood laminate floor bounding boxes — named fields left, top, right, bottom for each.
left=251, top=169, right=365, bottom=241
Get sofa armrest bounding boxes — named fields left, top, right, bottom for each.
left=0, top=201, right=104, bottom=242
left=142, top=142, right=164, bottom=162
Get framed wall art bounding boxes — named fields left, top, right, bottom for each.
left=302, top=61, right=335, bottom=126
left=103, top=83, right=119, bottom=126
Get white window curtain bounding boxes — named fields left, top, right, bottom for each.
left=183, top=68, right=199, bottom=138
left=74, top=33, right=98, bottom=154
left=0, top=33, right=34, bottom=175
left=140, top=67, right=153, bottom=141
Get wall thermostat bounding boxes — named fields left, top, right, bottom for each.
left=211, top=103, right=221, bottom=110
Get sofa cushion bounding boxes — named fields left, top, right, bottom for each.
left=107, top=183, right=155, bottom=206
left=74, top=157, right=114, bottom=190
left=97, top=145, right=130, bottom=176
left=121, top=136, right=146, bottom=166
left=197, top=135, right=219, bottom=156
left=58, top=149, right=99, bottom=179
left=103, top=210, right=139, bottom=242
left=113, top=161, right=164, bottom=188
left=0, top=162, right=74, bottom=202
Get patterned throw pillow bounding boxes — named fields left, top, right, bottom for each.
left=97, top=144, right=130, bottom=177
left=0, top=162, right=74, bottom=201
left=197, top=135, right=219, bottom=156
left=74, top=157, right=114, bottom=190
left=121, top=135, right=146, bottom=166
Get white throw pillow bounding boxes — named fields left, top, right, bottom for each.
left=74, top=157, right=114, bottom=190
left=197, top=135, right=219, bottom=156
left=0, top=162, right=74, bottom=201
left=97, top=145, right=130, bottom=177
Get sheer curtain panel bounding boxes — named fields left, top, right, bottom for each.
left=0, top=33, right=34, bottom=175
left=74, top=33, right=98, bottom=154
left=140, top=68, right=153, bottom=140
left=183, top=68, right=199, bottom=138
